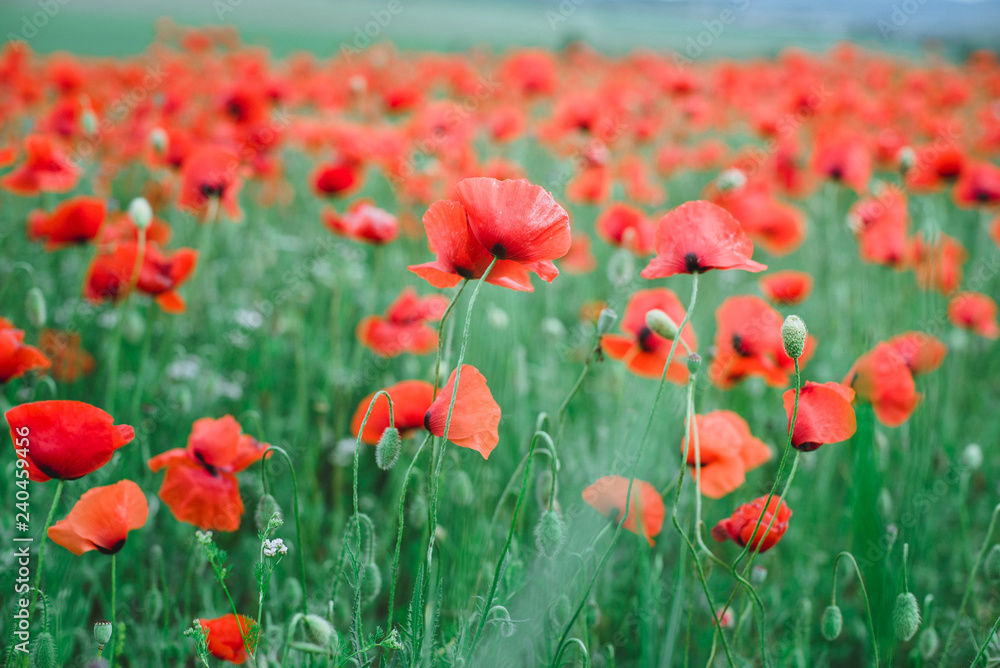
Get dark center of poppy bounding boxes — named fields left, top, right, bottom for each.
left=732, top=334, right=753, bottom=357
left=975, top=189, right=995, bottom=203
left=96, top=539, right=127, bottom=555
left=683, top=252, right=701, bottom=273
left=829, top=166, right=843, bottom=181
left=423, top=411, right=433, bottom=432
left=194, top=450, right=219, bottom=477
left=491, top=243, right=508, bottom=260
left=794, top=441, right=822, bottom=453
left=200, top=183, right=225, bottom=198
left=637, top=325, right=656, bottom=352
left=226, top=99, right=244, bottom=120
left=455, top=266, right=475, bottom=280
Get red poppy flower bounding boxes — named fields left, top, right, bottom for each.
left=886, top=331, right=947, bottom=375
left=148, top=416, right=270, bottom=531
left=683, top=410, right=771, bottom=499
left=198, top=614, right=257, bottom=665
left=711, top=185, right=806, bottom=256
left=843, top=343, right=922, bottom=427
left=38, top=329, right=95, bottom=383
left=906, top=232, right=967, bottom=295
left=596, top=203, right=656, bottom=255
left=98, top=210, right=173, bottom=247
left=27, top=196, right=106, bottom=250
left=848, top=187, right=909, bottom=268
left=560, top=233, right=597, bottom=274
left=312, top=160, right=364, bottom=198
left=0, top=134, right=81, bottom=196
left=708, top=296, right=814, bottom=389
left=953, top=160, right=1000, bottom=208
left=408, top=200, right=534, bottom=291
left=6, top=400, right=134, bottom=482
left=906, top=143, right=965, bottom=193
left=178, top=145, right=243, bottom=222
left=453, top=177, right=572, bottom=282
left=356, top=288, right=448, bottom=357
left=323, top=200, right=399, bottom=245
left=48, top=480, right=148, bottom=555
left=601, top=288, right=698, bottom=384
left=83, top=242, right=198, bottom=313
left=784, top=381, right=857, bottom=452
left=423, top=365, right=501, bottom=460
left=582, top=475, right=665, bottom=546
left=641, top=201, right=767, bottom=279
left=758, top=270, right=813, bottom=305
left=0, top=318, right=51, bottom=384
left=711, top=496, right=791, bottom=553
left=811, top=132, right=871, bottom=193
left=948, top=292, right=1000, bottom=339
left=351, top=380, right=435, bottom=445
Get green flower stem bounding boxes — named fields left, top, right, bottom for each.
left=110, top=553, right=118, bottom=668
left=971, top=612, right=1000, bottom=667
left=551, top=274, right=699, bottom=668
left=387, top=433, right=431, bottom=630
left=831, top=552, right=879, bottom=667
left=466, top=430, right=550, bottom=660
left=27, top=480, right=63, bottom=625
left=260, top=446, right=308, bottom=613
left=432, top=280, right=469, bottom=399
left=105, top=226, right=147, bottom=415
left=942, top=503, right=1000, bottom=659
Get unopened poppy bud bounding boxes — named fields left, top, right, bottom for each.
left=534, top=510, right=566, bottom=558
left=302, top=614, right=336, bottom=647
left=255, top=494, right=283, bottom=534
left=375, top=427, right=402, bottom=470
left=596, top=308, right=618, bottom=336
left=25, top=287, right=47, bottom=328
left=94, top=620, right=113, bottom=647
left=686, top=353, right=702, bottom=375
left=283, top=578, right=303, bottom=610
left=451, top=470, right=474, bottom=506
left=716, top=168, right=747, bottom=192
left=144, top=588, right=164, bottom=622
left=751, top=565, right=768, bottom=586
left=892, top=592, right=921, bottom=641
left=34, top=632, right=55, bottom=668
left=585, top=598, right=601, bottom=628
left=361, top=562, right=382, bottom=604
left=897, top=146, right=916, bottom=175
left=149, top=127, right=168, bottom=156
left=821, top=605, right=842, bottom=640
left=984, top=545, right=1000, bottom=582
left=121, top=310, right=145, bottom=345
left=81, top=109, right=98, bottom=138
left=128, top=197, right=154, bottom=230
left=781, top=315, right=808, bottom=359
left=919, top=626, right=939, bottom=659
left=645, top=309, right=678, bottom=340
left=961, top=443, right=983, bottom=471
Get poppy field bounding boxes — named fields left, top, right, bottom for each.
left=3, top=21, right=1000, bottom=668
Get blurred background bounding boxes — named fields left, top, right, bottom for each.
left=3, top=0, right=1000, bottom=57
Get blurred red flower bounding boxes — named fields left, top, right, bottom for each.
left=683, top=410, right=771, bottom=499
left=758, top=270, right=813, bottom=306
left=948, top=292, right=1000, bottom=339
left=0, top=318, right=50, bottom=384
left=582, top=475, right=665, bottom=546
left=27, top=196, right=106, bottom=250
left=351, top=380, right=435, bottom=445
left=712, top=496, right=791, bottom=553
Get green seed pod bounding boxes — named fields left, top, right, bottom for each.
left=282, top=578, right=303, bottom=611
left=407, top=495, right=427, bottom=529
left=985, top=545, right=1000, bottom=583
left=255, top=494, right=283, bottom=535
left=686, top=353, right=702, bottom=375
left=596, top=308, right=618, bottom=336
left=645, top=309, right=678, bottom=340
left=892, top=592, right=921, bottom=642
left=81, top=109, right=98, bottom=138
left=144, top=588, right=163, bottom=622
left=548, top=595, right=572, bottom=630
left=897, top=146, right=916, bottom=175
left=94, top=620, right=113, bottom=647
left=820, top=605, right=842, bottom=641
left=585, top=598, right=601, bottom=628
left=918, top=626, right=939, bottom=659
left=375, top=427, right=402, bottom=470
left=716, top=168, right=747, bottom=192
left=128, top=197, right=154, bottom=230
left=32, top=632, right=55, bottom=668
left=150, top=127, right=169, bottom=156
left=451, top=470, right=474, bottom=506
left=121, top=310, right=145, bottom=345
left=534, top=510, right=566, bottom=558
left=302, top=614, right=336, bottom=647
left=781, top=315, right=808, bottom=359
left=361, top=562, right=382, bottom=604
left=25, top=288, right=46, bottom=328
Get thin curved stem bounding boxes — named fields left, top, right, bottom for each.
left=971, top=613, right=1000, bottom=668
left=259, top=446, right=308, bottom=613
left=387, top=433, right=431, bottom=630
left=432, top=280, right=469, bottom=399
left=832, top=552, right=879, bottom=667
left=110, top=554, right=118, bottom=668
left=27, top=480, right=63, bottom=623
left=942, top=503, right=1000, bottom=659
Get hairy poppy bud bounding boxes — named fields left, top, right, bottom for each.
left=361, top=562, right=382, bottom=604
left=144, top=588, right=164, bottom=622
left=302, top=614, right=335, bottom=647
left=897, top=146, right=916, bottom=175
left=150, top=127, right=168, bottom=156
left=686, top=352, right=702, bottom=375
left=892, top=592, right=921, bottom=641
left=821, top=605, right=842, bottom=640
left=451, top=470, right=474, bottom=506
left=128, top=197, right=153, bottom=230
left=919, top=626, right=939, bottom=659
left=255, top=494, right=283, bottom=535
left=596, top=308, right=618, bottom=336
left=94, top=620, right=113, bottom=647
left=34, top=632, right=56, bottom=668
left=781, top=315, right=808, bottom=359
left=25, top=287, right=47, bottom=328
left=961, top=443, right=983, bottom=471
left=534, top=510, right=566, bottom=558
left=283, top=578, right=303, bottom=611
left=985, top=545, right=1000, bottom=583
left=645, top=309, right=678, bottom=340
left=375, top=427, right=402, bottom=470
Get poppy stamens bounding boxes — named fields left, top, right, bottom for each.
left=683, top=252, right=701, bottom=273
